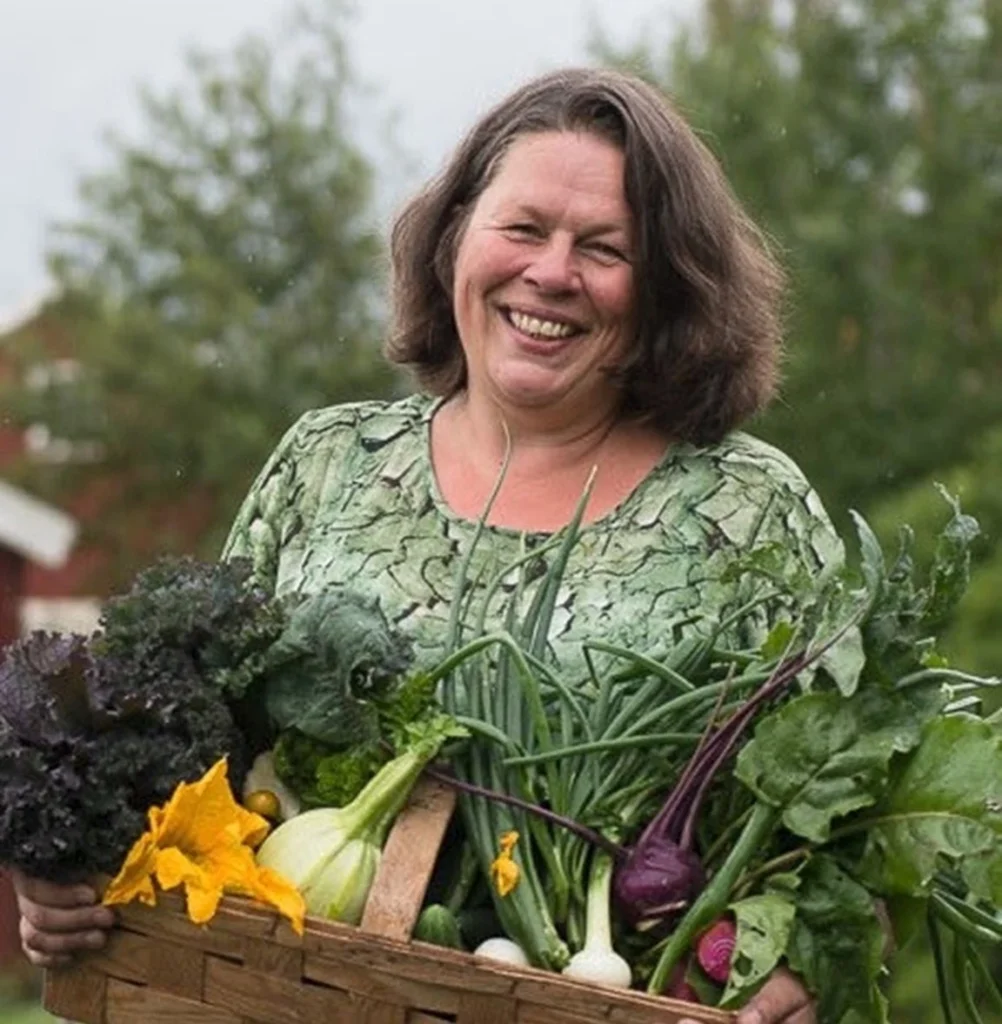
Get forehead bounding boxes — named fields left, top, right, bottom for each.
left=477, top=131, right=631, bottom=230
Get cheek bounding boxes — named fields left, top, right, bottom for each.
left=593, top=270, right=635, bottom=326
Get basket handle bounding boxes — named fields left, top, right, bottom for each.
left=359, top=774, right=457, bottom=942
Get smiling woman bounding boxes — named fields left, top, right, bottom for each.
left=13, top=67, right=827, bottom=1024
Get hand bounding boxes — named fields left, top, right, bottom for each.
left=11, top=869, right=116, bottom=968
left=678, top=966, right=815, bottom=1024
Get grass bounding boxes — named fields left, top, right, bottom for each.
left=1, top=970, right=58, bottom=1023
left=4, top=1000, right=57, bottom=1023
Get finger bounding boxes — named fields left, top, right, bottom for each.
left=10, top=870, right=99, bottom=909
left=737, top=970, right=812, bottom=1024
left=17, top=897, right=116, bottom=935
left=737, top=997, right=813, bottom=1024
left=20, top=914, right=109, bottom=959
left=22, top=947, right=74, bottom=969
left=786, top=1007, right=817, bottom=1024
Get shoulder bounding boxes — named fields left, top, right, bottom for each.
left=283, top=393, right=433, bottom=458
left=698, top=431, right=813, bottom=491
left=220, top=393, right=434, bottom=572
left=644, top=429, right=842, bottom=565
left=671, top=430, right=828, bottom=515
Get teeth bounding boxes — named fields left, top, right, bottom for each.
left=508, top=310, right=576, bottom=339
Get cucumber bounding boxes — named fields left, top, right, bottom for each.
left=413, top=903, right=464, bottom=950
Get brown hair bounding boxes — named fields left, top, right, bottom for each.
left=386, top=67, right=785, bottom=444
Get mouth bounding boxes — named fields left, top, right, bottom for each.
left=501, top=306, right=586, bottom=342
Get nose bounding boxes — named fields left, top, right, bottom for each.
left=522, top=235, right=578, bottom=293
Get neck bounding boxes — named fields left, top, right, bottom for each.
left=449, top=390, right=621, bottom=472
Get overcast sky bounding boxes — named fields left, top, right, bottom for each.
left=0, top=0, right=696, bottom=324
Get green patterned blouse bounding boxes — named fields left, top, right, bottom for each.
left=221, top=394, right=843, bottom=679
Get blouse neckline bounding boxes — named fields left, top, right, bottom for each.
left=416, top=393, right=695, bottom=540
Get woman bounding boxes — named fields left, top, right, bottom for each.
left=16, top=67, right=829, bottom=1023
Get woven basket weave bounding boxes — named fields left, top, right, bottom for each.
left=43, top=778, right=733, bottom=1024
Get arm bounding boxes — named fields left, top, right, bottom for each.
left=220, top=413, right=307, bottom=581
left=683, top=446, right=842, bottom=1024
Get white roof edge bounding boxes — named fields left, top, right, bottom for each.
left=0, top=479, right=77, bottom=567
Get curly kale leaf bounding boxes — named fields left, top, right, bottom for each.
left=0, top=632, right=99, bottom=744
left=97, top=555, right=285, bottom=700
left=261, top=589, right=413, bottom=747
left=0, top=577, right=254, bottom=880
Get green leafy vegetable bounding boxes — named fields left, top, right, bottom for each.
left=268, top=666, right=438, bottom=808
left=735, top=684, right=945, bottom=844
left=98, top=555, right=285, bottom=700
left=785, top=856, right=889, bottom=1023
left=857, top=716, right=1002, bottom=903
left=0, top=557, right=282, bottom=881
left=721, top=893, right=796, bottom=1007
left=260, top=589, right=413, bottom=747
left=271, top=729, right=389, bottom=808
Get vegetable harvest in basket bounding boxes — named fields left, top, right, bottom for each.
left=418, top=486, right=1002, bottom=1023
left=0, top=556, right=463, bottom=934
left=0, top=489, right=999, bottom=1024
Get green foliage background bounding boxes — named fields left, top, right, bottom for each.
left=0, top=1, right=398, bottom=585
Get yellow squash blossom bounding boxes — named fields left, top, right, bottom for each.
left=490, top=830, right=521, bottom=897
left=102, top=757, right=305, bottom=934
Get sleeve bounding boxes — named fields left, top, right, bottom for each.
left=220, top=415, right=308, bottom=593
left=702, top=437, right=839, bottom=614
left=755, top=472, right=845, bottom=580
left=726, top=449, right=864, bottom=690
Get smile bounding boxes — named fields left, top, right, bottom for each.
left=504, top=307, right=582, bottom=341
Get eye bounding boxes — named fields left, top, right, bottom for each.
left=583, top=240, right=629, bottom=264
left=503, top=222, right=544, bottom=239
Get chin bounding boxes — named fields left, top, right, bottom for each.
left=490, top=375, right=566, bottom=409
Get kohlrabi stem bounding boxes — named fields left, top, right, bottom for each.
left=425, top=764, right=626, bottom=860
left=648, top=802, right=780, bottom=994
left=700, top=805, right=754, bottom=868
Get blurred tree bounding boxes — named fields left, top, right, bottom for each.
left=1, top=0, right=396, bottom=583
left=597, top=0, right=1001, bottom=672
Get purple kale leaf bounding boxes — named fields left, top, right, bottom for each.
left=0, top=556, right=279, bottom=881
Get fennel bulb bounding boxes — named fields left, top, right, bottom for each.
left=255, top=717, right=463, bottom=923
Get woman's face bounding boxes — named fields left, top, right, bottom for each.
left=451, top=131, right=636, bottom=427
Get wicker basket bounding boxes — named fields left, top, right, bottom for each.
left=43, top=778, right=732, bottom=1024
